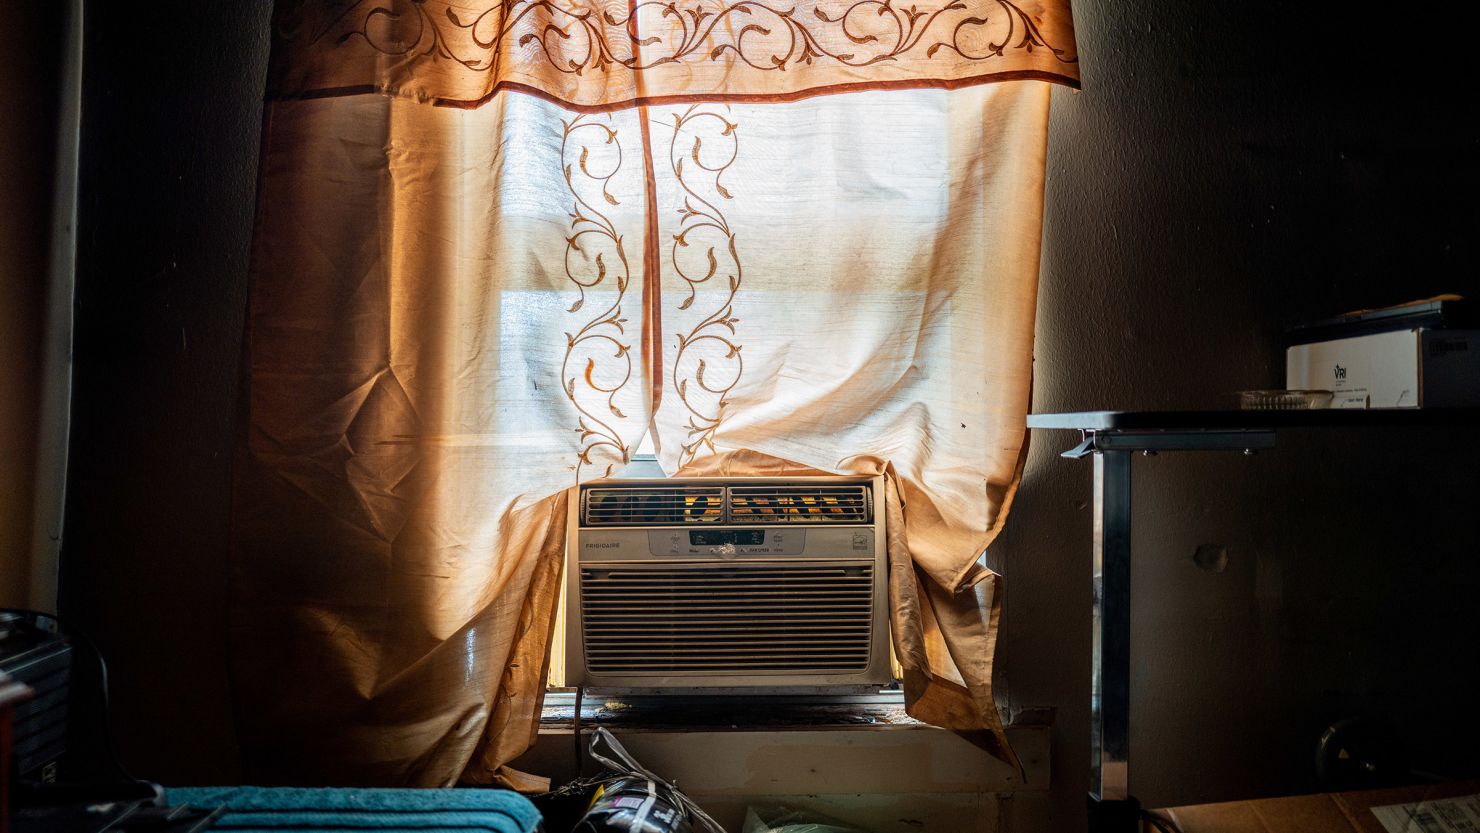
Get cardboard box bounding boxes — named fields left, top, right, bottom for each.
left=1154, top=780, right=1480, bottom=833
left=1286, top=328, right=1480, bottom=409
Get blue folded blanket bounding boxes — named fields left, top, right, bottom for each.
left=166, top=786, right=542, bottom=833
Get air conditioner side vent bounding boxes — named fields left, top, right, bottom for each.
left=583, top=486, right=724, bottom=526
left=727, top=484, right=871, bottom=524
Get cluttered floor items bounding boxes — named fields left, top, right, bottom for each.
left=538, top=729, right=874, bottom=833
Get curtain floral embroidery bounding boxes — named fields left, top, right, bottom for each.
left=232, top=0, right=1077, bottom=789
left=270, top=0, right=1076, bottom=107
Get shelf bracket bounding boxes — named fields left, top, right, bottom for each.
left=1063, top=429, right=1277, bottom=458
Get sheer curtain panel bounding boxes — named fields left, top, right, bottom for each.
left=232, top=0, right=1078, bottom=787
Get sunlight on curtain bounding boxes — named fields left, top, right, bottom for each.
left=232, top=0, right=1076, bottom=788
left=648, top=85, right=1048, bottom=593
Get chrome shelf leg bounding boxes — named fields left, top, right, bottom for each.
left=1089, top=448, right=1137, bottom=830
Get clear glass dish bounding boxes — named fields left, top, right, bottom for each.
left=1237, top=389, right=1334, bottom=410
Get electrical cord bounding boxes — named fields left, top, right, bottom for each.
left=2, top=607, right=157, bottom=795
left=572, top=686, right=585, bottom=776
left=1142, top=809, right=1183, bottom=833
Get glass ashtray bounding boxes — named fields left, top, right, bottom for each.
left=1237, top=389, right=1334, bottom=410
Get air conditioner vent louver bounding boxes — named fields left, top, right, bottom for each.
left=583, top=486, right=724, bottom=526
left=583, top=484, right=872, bottom=526
left=728, top=484, right=871, bottom=524
left=580, top=561, right=874, bottom=673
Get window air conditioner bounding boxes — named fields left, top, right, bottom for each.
left=564, top=475, right=891, bottom=693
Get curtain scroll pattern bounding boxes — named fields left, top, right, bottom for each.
left=668, top=106, right=743, bottom=467
left=561, top=114, right=638, bottom=479
left=270, top=0, right=1078, bottom=109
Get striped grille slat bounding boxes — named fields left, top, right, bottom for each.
left=585, top=597, right=872, bottom=606
left=586, top=639, right=870, bottom=651
left=728, top=485, right=870, bottom=524
left=586, top=661, right=866, bottom=671
left=584, top=623, right=865, bottom=634
left=584, top=611, right=870, bottom=620
left=583, top=487, right=724, bottom=526
left=586, top=577, right=870, bottom=588
left=581, top=483, right=872, bottom=526
left=581, top=561, right=873, bottom=674
left=584, top=602, right=873, bottom=612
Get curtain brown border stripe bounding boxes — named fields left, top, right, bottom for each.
left=266, top=68, right=1080, bottom=113
left=638, top=106, right=664, bottom=417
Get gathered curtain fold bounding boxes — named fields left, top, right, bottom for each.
left=231, top=0, right=1076, bottom=788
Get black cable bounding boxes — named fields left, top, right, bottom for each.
left=2, top=607, right=154, bottom=790
left=572, top=686, right=585, bottom=776
left=1142, top=810, right=1183, bottom=833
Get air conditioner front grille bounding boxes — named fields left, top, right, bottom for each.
left=583, top=486, right=724, bottom=526
left=727, top=485, right=870, bottom=524
left=580, top=561, right=873, bottom=673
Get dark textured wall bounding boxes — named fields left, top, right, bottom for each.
left=61, top=0, right=1480, bottom=822
left=62, top=1, right=272, bottom=783
left=996, top=1, right=1480, bottom=828
left=0, top=2, right=63, bottom=608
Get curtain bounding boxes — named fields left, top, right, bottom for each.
left=232, top=0, right=1077, bottom=788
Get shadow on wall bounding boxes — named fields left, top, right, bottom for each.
left=0, top=0, right=66, bottom=610
left=1001, top=0, right=1480, bottom=829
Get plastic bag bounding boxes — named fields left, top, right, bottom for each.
left=574, top=776, right=694, bottom=833
left=569, top=729, right=725, bottom=833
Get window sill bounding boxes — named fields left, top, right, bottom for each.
left=539, top=690, right=915, bottom=731
left=516, top=693, right=1051, bottom=796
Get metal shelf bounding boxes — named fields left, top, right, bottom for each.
left=1027, top=407, right=1480, bottom=432
left=1025, top=407, right=1480, bottom=832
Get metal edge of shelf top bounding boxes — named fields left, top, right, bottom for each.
left=1285, top=296, right=1477, bottom=346
left=1025, top=408, right=1480, bottom=431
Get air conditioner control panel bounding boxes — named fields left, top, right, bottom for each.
left=649, top=527, right=807, bottom=557
left=574, top=527, right=877, bottom=561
